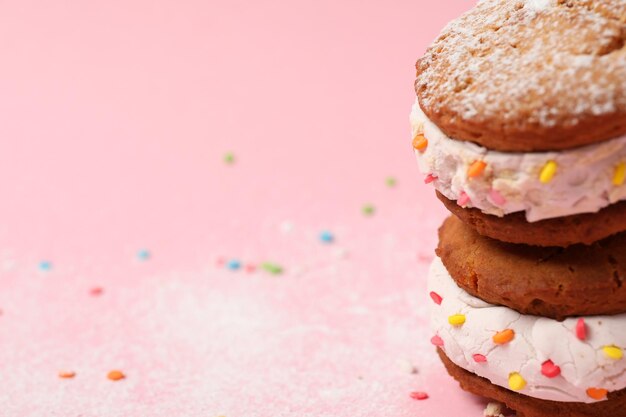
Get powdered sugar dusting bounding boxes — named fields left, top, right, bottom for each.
left=416, top=0, right=626, bottom=147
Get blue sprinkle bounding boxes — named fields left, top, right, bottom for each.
left=319, top=230, right=334, bottom=244
left=227, top=259, right=242, bottom=270
left=137, top=249, right=151, bottom=261
left=38, top=260, right=52, bottom=271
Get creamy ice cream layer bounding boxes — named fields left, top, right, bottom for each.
left=428, top=257, right=626, bottom=403
left=410, top=100, right=626, bottom=222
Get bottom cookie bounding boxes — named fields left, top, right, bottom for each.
left=437, top=349, right=626, bottom=417
left=437, top=191, right=626, bottom=247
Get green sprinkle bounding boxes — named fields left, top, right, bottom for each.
left=223, top=152, right=235, bottom=164
left=261, top=262, right=283, bottom=275
left=385, top=177, right=397, bottom=187
left=362, top=204, right=376, bottom=216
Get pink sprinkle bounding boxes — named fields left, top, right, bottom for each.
left=430, top=335, right=444, bottom=347
left=429, top=291, right=443, bottom=305
left=245, top=264, right=256, bottom=273
left=424, top=174, right=438, bottom=184
left=541, top=360, right=561, bottom=378
left=576, top=318, right=587, bottom=341
left=410, top=391, right=429, bottom=400
left=216, top=257, right=226, bottom=267
left=473, top=354, right=487, bottom=363
left=457, top=192, right=470, bottom=207
left=489, top=189, right=507, bottom=206
left=89, top=287, right=104, bottom=296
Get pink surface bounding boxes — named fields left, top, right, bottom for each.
left=0, top=1, right=492, bottom=415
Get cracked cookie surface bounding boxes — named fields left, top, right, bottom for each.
left=415, top=0, right=626, bottom=151
left=436, top=215, right=626, bottom=320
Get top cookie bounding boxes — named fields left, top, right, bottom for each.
left=415, top=0, right=626, bottom=152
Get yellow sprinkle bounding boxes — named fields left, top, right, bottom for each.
left=539, top=160, right=558, bottom=184
left=508, top=372, right=526, bottom=391
left=448, top=314, right=466, bottom=326
left=613, top=163, right=626, bottom=186
left=603, top=345, right=623, bottom=360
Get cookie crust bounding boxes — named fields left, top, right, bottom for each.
left=436, top=215, right=626, bottom=320
left=437, top=349, right=626, bottom=417
left=437, top=191, right=626, bottom=247
left=415, top=0, right=626, bottom=152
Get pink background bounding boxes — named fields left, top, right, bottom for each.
left=0, top=1, right=492, bottom=415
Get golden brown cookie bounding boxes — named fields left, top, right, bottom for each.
left=436, top=215, right=626, bottom=320
left=437, top=348, right=626, bottom=417
left=415, top=0, right=626, bottom=152
left=437, top=191, right=626, bottom=247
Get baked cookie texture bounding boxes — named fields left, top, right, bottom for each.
left=414, top=0, right=626, bottom=413
left=415, top=0, right=626, bottom=152
left=437, top=349, right=626, bottom=417
left=437, top=191, right=626, bottom=247
left=436, top=215, right=626, bottom=320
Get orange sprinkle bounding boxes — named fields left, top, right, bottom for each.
left=467, top=160, right=487, bottom=178
left=107, top=370, right=125, bottom=381
left=58, top=371, right=76, bottom=379
left=587, top=387, right=608, bottom=400
left=412, top=134, right=428, bottom=152
left=493, top=329, right=515, bottom=345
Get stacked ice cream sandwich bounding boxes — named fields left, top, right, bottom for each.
left=411, top=1, right=626, bottom=416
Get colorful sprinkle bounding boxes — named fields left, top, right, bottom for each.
left=137, top=249, right=151, bottom=261
left=613, top=163, right=626, bottom=186
left=489, top=189, right=506, bottom=206
left=261, top=262, right=283, bottom=275
left=362, top=204, right=376, bottom=216
left=244, top=264, right=256, bottom=273
left=386, top=177, right=397, bottom=187
left=429, top=291, right=443, bottom=305
left=473, top=354, right=487, bottom=363
left=430, top=335, right=444, bottom=347
left=539, top=160, right=558, bottom=184
left=89, top=287, right=104, bottom=296
left=493, top=329, right=515, bottom=345
left=587, top=387, right=608, bottom=400
left=508, top=372, right=526, bottom=391
left=38, top=260, right=52, bottom=271
left=576, top=318, right=587, bottom=341
left=107, top=370, right=125, bottom=381
left=467, top=160, right=487, bottom=178
left=448, top=314, right=466, bottom=326
left=223, top=152, right=235, bottom=164
left=227, top=259, right=242, bottom=270
left=58, top=371, right=76, bottom=379
left=602, top=345, right=623, bottom=360
left=319, top=231, right=335, bottom=243
left=541, top=360, right=561, bottom=378
left=457, top=192, right=470, bottom=207
left=409, top=391, right=429, bottom=400
left=412, top=134, right=428, bottom=152
left=424, top=174, right=438, bottom=184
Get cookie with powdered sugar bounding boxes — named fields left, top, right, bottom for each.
left=410, top=0, right=626, bottom=247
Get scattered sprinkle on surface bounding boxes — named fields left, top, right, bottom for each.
left=261, top=262, right=283, bottom=275
left=226, top=259, right=242, bottom=270
left=137, top=249, right=151, bottom=261
left=409, top=391, right=429, bottom=400
left=223, top=152, right=235, bottom=164
left=107, top=370, right=125, bottom=381
left=385, top=177, right=397, bottom=187
left=58, top=371, right=76, bottom=379
left=38, top=260, right=52, bottom=271
left=362, top=204, right=375, bottom=216
left=319, top=230, right=334, bottom=244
